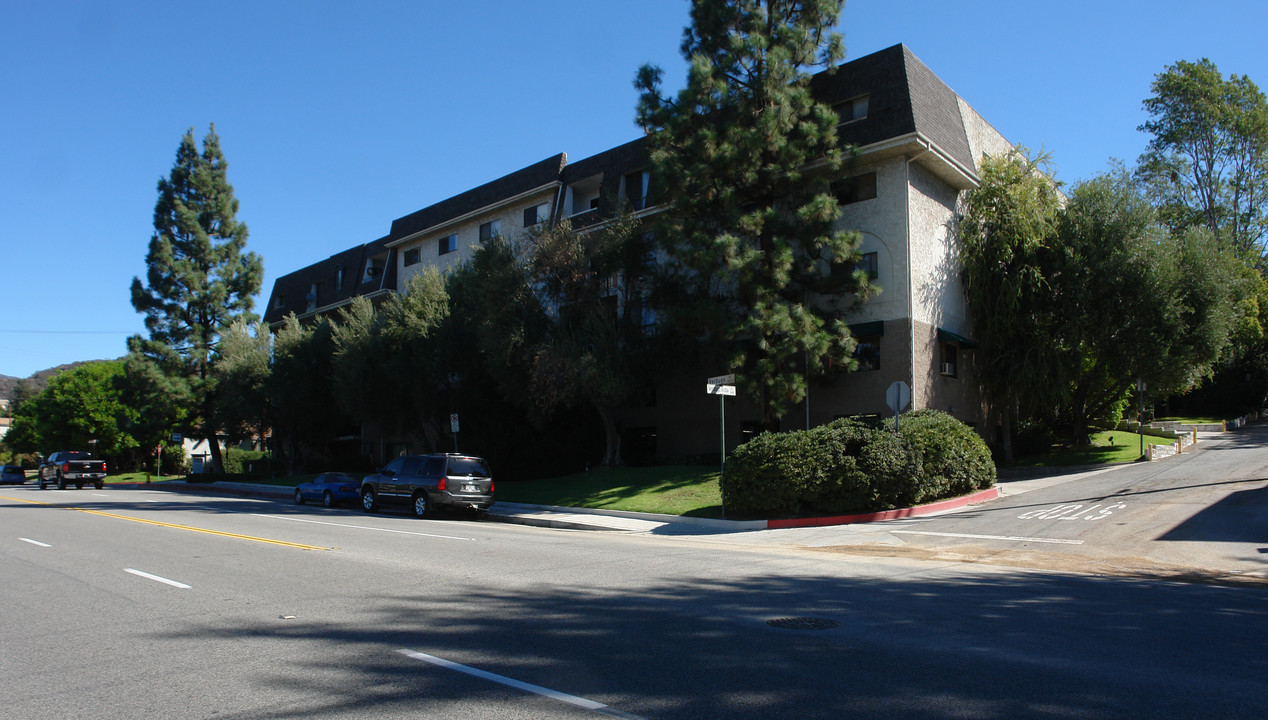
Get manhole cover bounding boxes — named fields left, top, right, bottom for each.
left=766, top=617, right=839, bottom=631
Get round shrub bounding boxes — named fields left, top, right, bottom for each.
left=897, top=410, right=996, bottom=502
left=722, top=411, right=995, bottom=518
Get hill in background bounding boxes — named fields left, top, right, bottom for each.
left=0, top=361, right=111, bottom=404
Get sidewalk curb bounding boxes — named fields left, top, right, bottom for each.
left=765, top=487, right=1000, bottom=529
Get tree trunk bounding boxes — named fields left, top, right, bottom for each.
left=207, top=431, right=225, bottom=474
left=593, top=399, right=623, bottom=468
left=1001, top=405, right=1014, bottom=463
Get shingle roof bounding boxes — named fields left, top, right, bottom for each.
left=387, top=153, right=567, bottom=243
left=262, top=235, right=393, bottom=326
left=810, top=43, right=974, bottom=173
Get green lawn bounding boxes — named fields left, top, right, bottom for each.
left=496, top=465, right=724, bottom=518
left=1009, top=430, right=1176, bottom=468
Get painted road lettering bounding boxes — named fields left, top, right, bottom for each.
left=1018, top=502, right=1125, bottom=521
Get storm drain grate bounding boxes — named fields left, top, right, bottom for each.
left=766, top=617, right=839, bottom=631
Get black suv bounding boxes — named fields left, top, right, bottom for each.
left=360, top=454, right=494, bottom=518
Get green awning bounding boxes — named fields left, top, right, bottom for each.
left=937, top=327, right=978, bottom=349
left=849, top=321, right=885, bottom=336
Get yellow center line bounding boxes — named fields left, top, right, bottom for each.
left=0, top=494, right=329, bottom=550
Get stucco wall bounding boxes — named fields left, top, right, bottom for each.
left=396, top=188, right=557, bottom=288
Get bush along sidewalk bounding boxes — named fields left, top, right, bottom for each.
left=722, top=410, right=996, bottom=518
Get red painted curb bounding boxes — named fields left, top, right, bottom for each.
left=765, top=486, right=1000, bottom=529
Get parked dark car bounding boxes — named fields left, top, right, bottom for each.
left=360, top=453, right=494, bottom=518
left=1, top=465, right=26, bottom=484
left=294, top=472, right=361, bottom=508
left=38, top=451, right=107, bottom=490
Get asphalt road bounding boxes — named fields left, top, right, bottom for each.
left=2, top=457, right=1266, bottom=719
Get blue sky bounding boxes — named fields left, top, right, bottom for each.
left=3, top=0, right=1266, bottom=380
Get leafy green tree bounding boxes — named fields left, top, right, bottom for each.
left=1138, top=58, right=1268, bottom=262
left=129, top=125, right=263, bottom=472
left=521, top=212, right=654, bottom=466
left=635, top=0, right=872, bottom=430
left=958, top=150, right=1065, bottom=459
left=331, top=269, right=449, bottom=449
left=212, top=319, right=272, bottom=451
left=3, top=362, right=140, bottom=464
left=271, top=315, right=343, bottom=474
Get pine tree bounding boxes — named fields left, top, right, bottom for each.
left=129, top=125, right=263, bottom=473
left=635, top=0, right=872, bottom=430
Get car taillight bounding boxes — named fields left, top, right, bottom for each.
left=438, top=477, right=447, bottom=491
left=490, top=481, right=494, bottom=493
left=62, top=462, right=70, bottom=472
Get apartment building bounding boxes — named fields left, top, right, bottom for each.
left=263, top=43, right=1015, bottom=462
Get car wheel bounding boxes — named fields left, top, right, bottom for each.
left=57, top=476, right=66, bottom=490
left=323, top=491, right=334, bottom=508
left=361, top=487, right=378, bottom=513
left=294, top=488, right=305, bottom=505
left=39, top=479, right=46, bottom=490
left=95, top=482, right=103, bottom=490
left=411, top=491, right=430, bottom=519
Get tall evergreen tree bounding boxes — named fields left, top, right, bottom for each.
left=635, top=0, right=872, bottom=431
left=129, top=125, right=263, bottom=473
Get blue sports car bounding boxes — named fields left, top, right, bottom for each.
left=294, top=472, right=361, bottom=508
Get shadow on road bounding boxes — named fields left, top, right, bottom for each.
left=138, top=560, right=1267, bottom=719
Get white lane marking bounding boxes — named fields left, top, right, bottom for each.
left=124, top=568, right=191, bottom=589
left=92, top=493, right=109, bottom=497
left=254, top=514, right=475, bottom=541
left=892, top=530, right=1084, bottom=545
left=19, top=538, right=51, bottom=547
left=398, top=649, right=644, bottom=718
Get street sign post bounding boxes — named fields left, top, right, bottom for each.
left=886, top=381, right=911, bottom=433
left=450, top=413, right=460, bottom=452
left=706, top=375, right=738, bottom=502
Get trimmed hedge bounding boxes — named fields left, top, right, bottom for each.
left=897, top=410, right=996, bottom=504
left=722, top=411, right=995, bottom=517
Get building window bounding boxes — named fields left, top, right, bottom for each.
left=479, top=220, right=501, bottom=243
left=940, top=342, right=959, bottom=378
left=835, top=94, right=869, bottom=124
left=306, top=282, right=319, bottom=313
left=857, top=252, right=878, bottom=281
left=855, top=334, right=881, bottom=371
left=335, top=266, right=344, bottom=291
left=274, top=294, right=286, bottom=309
left=623, top=170, right=650, bottom=210
left=438, top=234, right=458, bottom=255
left=832, top=172, right=878, bottom=205
left=403, top=247, right=421, bottom=266
left=523, top=202, right=549, bottom=227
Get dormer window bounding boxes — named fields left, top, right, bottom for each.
left=623, top=170, right=650, bottom=210
left=835, top=94, right=869, bottom=124
left=335, top=266, right=344, bottom=291
left=567, top=176, right=603, bottom=216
